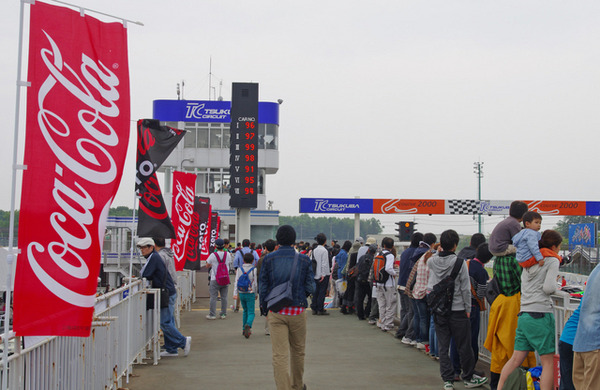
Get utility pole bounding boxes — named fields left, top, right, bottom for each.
left=473, top=161, right=484, bottom=233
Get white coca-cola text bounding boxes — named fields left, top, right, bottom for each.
left=27, top=30, right=122, bottom=308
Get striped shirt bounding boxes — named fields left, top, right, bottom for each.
left=276, top=306, right=306, bottom=316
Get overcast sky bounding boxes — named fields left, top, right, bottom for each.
left=1, top=0, right=599, bottom=236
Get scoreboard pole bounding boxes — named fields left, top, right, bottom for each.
left=230, top=83, right=259, bottom=242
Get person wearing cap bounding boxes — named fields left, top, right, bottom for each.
left=206, top=238, right=232, bottom=320
left=357, top=237, right=376, bottom=262
left=139, top=237, right=191, bottom=357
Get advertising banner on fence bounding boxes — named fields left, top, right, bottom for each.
left=14, top=2, right=130, bottom=336
left=171, top=171, right=197, bottom=271
left=569, top=223, right=596, bottom=249
left=136, top=119, right=184, bottom=238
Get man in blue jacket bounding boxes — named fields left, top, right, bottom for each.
left=259, top=225, right=315, bottom=390
left=139, top=237, right=191, bottom=358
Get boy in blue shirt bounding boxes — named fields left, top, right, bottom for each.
left=512, top=211, right=544, bottom=268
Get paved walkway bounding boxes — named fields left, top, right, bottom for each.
left=125, top=292, right=491, bottom=390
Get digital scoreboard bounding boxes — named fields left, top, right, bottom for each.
left=229, top=83, right=259, bottom=208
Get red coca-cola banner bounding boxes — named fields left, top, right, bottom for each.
left=14, top=2, right=130, bottom=336
left=171, top=171, right=196, bottom=271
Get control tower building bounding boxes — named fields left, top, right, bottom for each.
left=152, top=99, right=280, bottom=244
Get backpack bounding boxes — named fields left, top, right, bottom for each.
left=237, top=266, right=255, bottom=293
left=373, top=251, right=391, bottom=285
left=356, top=254, right=373, bottom=283
left=215, top=252, right=230, bottom=286
left=426, top=258, right=463, bottom=317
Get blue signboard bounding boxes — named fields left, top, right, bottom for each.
left=153, top=99, right=279, bottom=125
left=299, top=198, right=374, bottom=214
left=569, top=223, right=596, bottom=248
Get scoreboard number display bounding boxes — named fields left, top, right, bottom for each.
left=229, top=83, right=259, bottom=208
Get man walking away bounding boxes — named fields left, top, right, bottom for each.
left=206, top=239, right=232, bottom=320
left=259, top=225, right=315, bottom=390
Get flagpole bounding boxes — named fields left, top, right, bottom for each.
left=126, top=190, right=138, bottom=383
left=3, top=0, right=28, bottom=387
left=48, top=0, right=144, bottom=26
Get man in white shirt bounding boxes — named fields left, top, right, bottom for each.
left=310, top=233, right=331, bottom=315
left=376, top=237, right=398, bottom=332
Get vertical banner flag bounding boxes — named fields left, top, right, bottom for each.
left=183, top=197, right=200, bottom=270
left=201, top=205, right=213, bottom=262
left=184, top=196, right=211, bottom=270
left=171, top=171, right=197, bottom=271
left=14, top=2, right=130, bottom=336
left=136, top=119, right=184, bottom=238
left=209, top=211, right=219, bottom=254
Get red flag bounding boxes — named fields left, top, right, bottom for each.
left=14, top=2, right=130, bottom=336
left=184, top=196, right=210, bottom=270
left=171, top=171, right=197, bottom=271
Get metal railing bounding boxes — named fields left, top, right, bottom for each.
left=0, top=270, right=195, bottom=390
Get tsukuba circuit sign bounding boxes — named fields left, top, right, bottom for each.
left=299, top=198, right=600, bottom=216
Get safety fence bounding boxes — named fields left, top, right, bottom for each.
left=476, top=271, right=584, bottom=364
left=0, top=270, right=195, bottom=390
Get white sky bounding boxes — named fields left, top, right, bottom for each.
left=1, top=0, right=599, bottom=236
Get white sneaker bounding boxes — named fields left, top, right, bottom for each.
left=160, top=351, right=178, bottom=357
left=184, top=336, right=191, bottom=356
left=206, top=314, right=216, bottom=320
left=410, top=339, right=418, bottom=346
left=401, top=337, right=413, bottom=345
left=416, top=342, right=426, bottom=350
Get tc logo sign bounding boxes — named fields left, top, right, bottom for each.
left=185, top=103, right=206, bottom=119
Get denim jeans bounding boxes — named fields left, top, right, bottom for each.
left=412, top=298, right=429, bottom=343
left=429, top=316, right=439, bottom=357
left=161, top=294, right=186, bottom=353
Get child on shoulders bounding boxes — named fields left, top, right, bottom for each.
left=512, top=211, right=544, bottom=268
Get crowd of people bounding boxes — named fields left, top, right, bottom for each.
left=136, top=200, right=600, bottom=390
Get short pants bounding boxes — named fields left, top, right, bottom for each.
left=514, top=312, right=555, bottom=356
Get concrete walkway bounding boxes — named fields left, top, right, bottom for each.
left=125, top=293, right=491, bottom=390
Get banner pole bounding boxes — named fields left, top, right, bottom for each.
left=48, top=0, right=144, bottom=26
left=126, top=191, right=138, bottom=383
left=3, top=1, right=28, bottom=388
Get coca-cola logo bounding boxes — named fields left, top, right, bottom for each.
left=27, top=31, right=122, bottom=308
left=172, top=180, right=195, bottom=262
left=186, top=212, right=200, bottom=261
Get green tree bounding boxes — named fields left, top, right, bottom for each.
left=279, top=214, right=382, bottom=241
left=109, top=206, right=135, bottom=216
